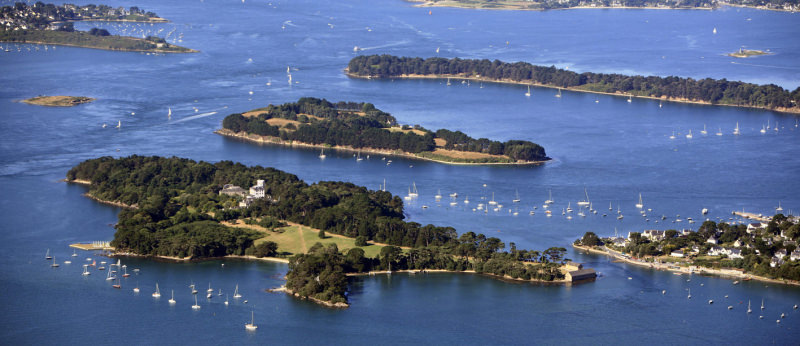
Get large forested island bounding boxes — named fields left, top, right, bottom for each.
left=410, top=0, right=799, bottom=12
left=218, top=97, right=549, bottom=164
left=0, top=3, right=195, bottom=53
left=66, top=156, right=577, bottom=307
left=347, top=55, right=800, bottom=114
left=574, top=214, right=800, bottom=284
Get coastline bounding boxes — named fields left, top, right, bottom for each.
left=215, top=128, right=548, bottom=166
left=0, top=39, right=198, bottom=54
left=572, top=243, right=800, bottom=287
left=64, top=178, right=138, bottom=209
left=347, top=268, right=569, bottom=285
left=111, top=250, right=290, bottom=264
left=346, top=71, right=800, bottom=115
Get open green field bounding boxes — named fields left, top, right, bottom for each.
left=254, top=224, right=386, bottom=258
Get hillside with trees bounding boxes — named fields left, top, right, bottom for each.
left=347, top=55, right=800, bottom=113
left=67, top=156, right=568, bottom=306
left=219, top=97, right=548, bottom=164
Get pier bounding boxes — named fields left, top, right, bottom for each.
left=70, top=241, right=114, bottom=251
left=732, top=211, right=772, bottom=223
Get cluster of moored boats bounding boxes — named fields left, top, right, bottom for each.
left=670, top=119, right=798, bottom=139
left=46, top=248, right=258, bottom=331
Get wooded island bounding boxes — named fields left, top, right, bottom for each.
left=347, top=55, right=800, bottom=114
left=218, top=97, right=549, bottom=164
left=66, top=156, right=574, bottom=307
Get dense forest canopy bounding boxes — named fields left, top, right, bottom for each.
left=68, top=156, right=567, bottom=304
left=347, top=55, right=800, bottom=112
left=221, top=97, right=549, bottom=162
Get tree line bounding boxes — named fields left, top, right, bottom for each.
left=222, top=97, right=548, bottom=162
left=347, top=55, right=800, bottom=112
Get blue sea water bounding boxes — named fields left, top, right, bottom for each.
left=1, top=0, right=800, bottom=344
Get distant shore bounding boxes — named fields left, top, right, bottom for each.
left=346, top=71, right=800, bottom=115
left=215, top=128, right=548, bottom=166
left=22, top=95, right=94, bottom=107
left=572, top=244, right=800, bottom=287
left=64, top=178, right=138, bottom=209
left=408, top=0, right=792, bottom=12
left=727, top=49, right=770, bottom=58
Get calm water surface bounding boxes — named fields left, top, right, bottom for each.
left=1, top=0, right=799, bottom=344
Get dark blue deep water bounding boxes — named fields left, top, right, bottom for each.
left=1, top=0, right=799, bottom=344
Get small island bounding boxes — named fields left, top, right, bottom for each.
left=727, top=48, right=770, bottom=58
left=573, top=213, right=800, bottom=285
left=66, top=156, right=589, bottom=308
left=409, top=0, right=799, bottom=12
left=0, top=3, right=195, bottom=53
left=22, top=95, right=94, bottom=107
left=217, top=97, right=549, bottom=165
left=347, top=55, right=800, bottom=114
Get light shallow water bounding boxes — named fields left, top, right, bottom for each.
left=1, top=0, right=799, bottom=344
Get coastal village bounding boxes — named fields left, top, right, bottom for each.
left=0, top=3, right=160, bottom=32
left=578, top=213, right=800, bottom=282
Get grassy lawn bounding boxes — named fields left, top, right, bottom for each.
left=253, top=224, right=385, bottom=258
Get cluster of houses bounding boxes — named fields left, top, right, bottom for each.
left=1, top=3, right=154, bottom=32
left=610, top=221, right=800, bottom=267
left=219, top=179, right=274, bottom=208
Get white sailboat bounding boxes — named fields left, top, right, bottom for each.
left=51, top=256, right=59, bottom=267
left=525, top=85, right=531, bottom=97
left=760, top=125, right=766, bottom=134
left=636, top=193, right=644, bottom=209
left=669, top=131, right=676, bottom=140
left=627, top=95, right=632, bottom=103
left=544, top=189, right=554, bottom=205
left=700, top=124, right=707, bottom=135
left=776, top=201, right=783, bottom=212
left=153, top=283, right=161, bottom=298
left=207, top=282, right=213, bottom=293
left=169, top=290, right=176, bottom=305
left=761, top=298, right=765, bottom=310
left=356, top=152, right=363, bottom=161
left=512, top=190, right=521, bottom=203
left=408, top=182, right=419, bottom=197
left=45, top=249, right=52, bottom=260
left=687, top=288, right=691, bottom=299
left=435, top=189, right=442, bottom=200
left=225, top=294, right=230, bottom=306
left=686, top=129, right=693, bottom=139
left=167, top=107, right=172, bottom=119
left=733, top=122, right=740, bottom=135
left=747, top=300, right=752, bottom=313
left=192, top=295, right=201, bottom=310
left=319, top=148, right=326, bottom=159
left=82, top=264, right=91, bottom=276
left=105, top=266, right=115, bottom=281
left=72, top=248, right=78, bottom=257
left=116, top=120, right=121, bottom=129
left=577, top=188, right=590, bottom=206
left=463, top=196, right=469, bottom=204
left=488, top=192, right=497, bottom=205
left=233, top=284, right=242, bottom=299
left=716, top=127, right=723, bottom=136
left=566, top=202, right=573, bottom=213
left=555, top=88, right=562, bottom=98
left=446, top=78, right=451, bottom=86
left=245, top=310, right=258, bottom=330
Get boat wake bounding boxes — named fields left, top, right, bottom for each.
left=170, top=111, right=218, bottom=124
left=356, top=40, right=411, bottom=52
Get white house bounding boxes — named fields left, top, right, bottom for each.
left=249, top=179, right=266, bottom=198
left=707, top=236, right=718, bottom=245
left=670, top=251, right=684, bottom=258
left=771, top=257, right=785, bottom=268
left=791, top=249, right=800, bottom=262
left=727, top=248, right=743, bottom=259
left=708, top=246, right=724, bottom=256
left=642, top=230, right=665, bottom=241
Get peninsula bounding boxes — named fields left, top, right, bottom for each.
left=573, top=213, right=800, bottom=285
left=409, top=0, right=799, bottom=12
left=347, top=55, right=800, bottom=114
left=66, top=156, right=584, bottom=307
left=0, top=3, right=195, bottom=53
left=22, top=95, right=94, bottom=107
left=217, top=97, right=549, bottom=165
